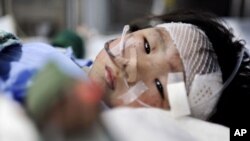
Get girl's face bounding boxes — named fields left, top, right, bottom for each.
left=88, top=27, right=184, bottom=109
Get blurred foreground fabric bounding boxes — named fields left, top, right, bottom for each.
left=0, top=95, right=39, bottom=141
left=0, top=30, right=88, bottom=104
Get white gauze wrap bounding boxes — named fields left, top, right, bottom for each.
left=157, top=23, right=223, bottom=120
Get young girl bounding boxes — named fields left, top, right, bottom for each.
left=89, top=11, right=250, bottom=127
left=1, top=11, right=249, bottom=133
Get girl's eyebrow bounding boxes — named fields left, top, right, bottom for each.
left=105, top=33, right=134, bottom=46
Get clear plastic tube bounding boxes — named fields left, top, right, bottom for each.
left=189, top=48, right=245, bottom=120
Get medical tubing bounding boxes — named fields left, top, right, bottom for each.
left=119, top=25, right=130, bottom=53
left=136, top=99, right=153, bottom=108
left=193, top=48, right=245, bottom=107
left=213, top=48, right=244, bottom=97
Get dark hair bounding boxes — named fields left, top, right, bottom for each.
left=129, top=10, right=250, bottom=127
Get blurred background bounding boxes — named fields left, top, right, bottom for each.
left=0, top=0, right=249, bottom=59
left=1, top=1, right=244, bottom=140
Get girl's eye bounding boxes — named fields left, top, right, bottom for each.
left=144, top=37, right=151, bottom=54
left=155, top=79, right=164, bottom=99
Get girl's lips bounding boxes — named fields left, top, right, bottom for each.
left=105, top=65, right=115, bottom=90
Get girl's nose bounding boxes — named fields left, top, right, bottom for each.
left=113, top=47, right=137, bottom=84
left=104, top=43, right=137, bottom=83
left=104, top=24, right=138, bottom=84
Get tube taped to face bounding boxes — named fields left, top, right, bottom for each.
left=105, top=25, right=150, bottom=106
left=105, top=25, right=137, bottom=84
left=118, top=81, right=148, bottom=105
left=167, top=72, right=191, bottom=118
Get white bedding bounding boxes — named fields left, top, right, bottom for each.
left=101, top=108, right=229, bottom=141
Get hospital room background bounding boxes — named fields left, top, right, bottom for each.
left=0, top=0, right=250, bottom=141
left=0, top=0, right=249, bottom=60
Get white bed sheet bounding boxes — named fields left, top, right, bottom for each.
left=101, top=108, right=229, bottom=141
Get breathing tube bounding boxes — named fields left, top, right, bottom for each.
left=104, top=25, right=151, bottom=107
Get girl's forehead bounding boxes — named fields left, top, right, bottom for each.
left=132, top=27, right=160, bottom=34
left=110, top=27, right=160, bottom=45
left=132, top=27, right=172, bottom=42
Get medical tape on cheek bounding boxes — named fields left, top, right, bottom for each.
left=118, top=81, right=148, bottom=105
left=126, top=47, right=137, bottom=83
left=167, top=72, right=191, bottom=118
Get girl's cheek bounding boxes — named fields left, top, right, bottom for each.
left=137, top=93, right=163, bottom=107
left=96, top=50, right=106, bottom=59
left=162, top=100, right=170, bottom=110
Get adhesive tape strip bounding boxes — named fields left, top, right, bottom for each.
left=118, top=81, right=148, bottom=105
left=167, top=73, right=191, bottom=118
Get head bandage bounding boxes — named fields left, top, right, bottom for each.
left=157, top=23, right=223, bottom=119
